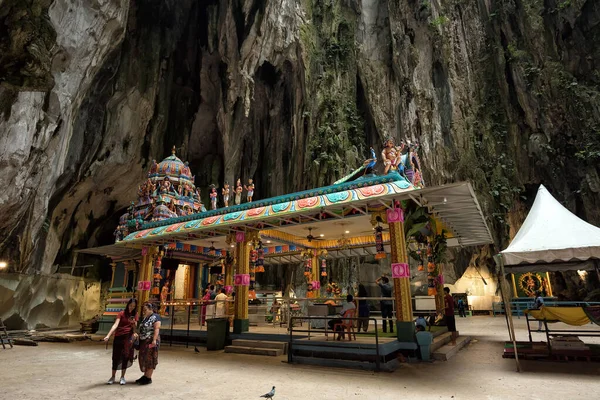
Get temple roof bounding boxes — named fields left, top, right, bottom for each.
left=116, top=172, right=494, bottom=250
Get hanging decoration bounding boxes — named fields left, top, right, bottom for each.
left=318, top=249, right=328, bottom=277
left=426, top=238, right=437, bottom=296
left=248, top=246, right=258, bottom=299
left=151, top=248, right=163, bottom=297
left=255, top=241, right=265, bottom=273
left=301, top=249, right=314, bottom=280
left=374, top=225, right=386, bottom=259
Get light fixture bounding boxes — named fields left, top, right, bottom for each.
left=266, top=240, right=271, bottom=243
left=443, top=197, right=447, bottom=204
left=0, top=261, right=6, bottom=270
left=345, top=230, right=350, bottom=234
left=230, top=244, right=235, bottom=248
left=319, top=234, right=324, bottom=237
left=577, top=270, right=587, bottom=279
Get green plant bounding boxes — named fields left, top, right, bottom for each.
left=429, top=15, right=448, bottom=28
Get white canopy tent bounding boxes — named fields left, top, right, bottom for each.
left=500, top=185, right=600, bottom=273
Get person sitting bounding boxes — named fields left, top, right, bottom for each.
left=415, top=316, right=428, bottom=331
left=328, top=295, right=356, bottom=340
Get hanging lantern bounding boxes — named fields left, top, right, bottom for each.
left=374, top=225, right=386, bottom=259
left=320, top=258, right=327, bottom=277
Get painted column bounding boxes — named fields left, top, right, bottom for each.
left=233, top=231, right=257, bottom=333
left=109, top=262, right=117, bottom=288
left=387, top=210, right=413, bottom=322
left=434, top=262, right=445, bottom=314
left=138, top=247, right=157, bottom=309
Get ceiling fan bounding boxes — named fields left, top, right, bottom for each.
left=305, top=227, right=324, bottom=243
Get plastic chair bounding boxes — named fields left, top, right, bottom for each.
left=333, top=309, right=357, bottom=341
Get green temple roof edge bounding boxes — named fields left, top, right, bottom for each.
left=132, top=171, right=410, bottom=232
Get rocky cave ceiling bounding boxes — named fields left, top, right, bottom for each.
left=0, top=0, right=599, bottom=276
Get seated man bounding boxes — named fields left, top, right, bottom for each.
left=327, top=295, right=356, bottom=340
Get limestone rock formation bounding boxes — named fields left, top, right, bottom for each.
left=1, top=0, right=599, bottom=284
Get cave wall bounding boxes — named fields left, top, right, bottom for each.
left=0, top=0, right=599, bottom=296
left=0, top=273, right=101, bottom=330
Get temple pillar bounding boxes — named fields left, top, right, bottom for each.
left=388, top=216, right=413, bottom=322
left=233, top=232, right=258, bottom=333
left=109, top=262, right=117, bottom=288
left=434, top=262, right=445, bottom=314
left=137, top=247, right=158, bottom=310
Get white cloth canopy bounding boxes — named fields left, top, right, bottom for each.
left=500, top=185, right=600, bottom=267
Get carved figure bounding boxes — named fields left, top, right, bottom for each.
left=177, top=183, right=183, bottom=196
left=149, top=159, right=158, bottom=176
left=380, top=137, right=404, bottom=175
left=235, top=179, right=243, bottom=205
left=182, top=161, right=191, bottom=176
left=195, top=187, right=201, bottom=200
left=244, top=179, right=255, bottom=202
left=222, top=182, right=230, bottom=207
left=210, top=185, right=218, bottom=210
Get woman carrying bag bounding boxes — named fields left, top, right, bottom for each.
left=136, top=302, right=162, bottom=385
left=103, top=298, right=139, bottom=385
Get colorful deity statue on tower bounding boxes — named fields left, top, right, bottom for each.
left=244, top=179, right=255, bottom=202
left=210, top=185, right=218, bottom=210
left=235, top=179, right=243, bottom=205
left=380, top=137, right=405, bottom=175
left=222, top=182, right=230, bottom=207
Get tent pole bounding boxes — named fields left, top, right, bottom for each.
left=495, top=254, right=521, bottom=372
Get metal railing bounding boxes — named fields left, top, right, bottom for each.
left=288, top=316, right=381, bottom=371
left=493, top=300, right=600, bottom=318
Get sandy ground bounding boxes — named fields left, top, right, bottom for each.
left=2, top=316, right=599, bottom=400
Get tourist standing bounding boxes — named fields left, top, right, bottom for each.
left=457, top=297, right=466, bottom=317
left=103, top=298, right=138, bottom=385
left=136, top=302, right=161, bottom=385
left=357, top=284, right=370, bottom=332
left=444, top=287, right=457, bottom=345
left=535, top=291, right=545, bottom=332
left=215, top=288, right=228, bottom=317
left=375, top=276, right=394, bottom=333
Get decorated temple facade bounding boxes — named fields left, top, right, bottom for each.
left=85, top=140, right=495, bottom=336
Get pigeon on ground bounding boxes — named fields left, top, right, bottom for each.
left=194, top=346, right=200, bottom=353
left=260, top=386, right=275, bottom=399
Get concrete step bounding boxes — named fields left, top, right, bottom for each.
left=431, top=332, right=452, bottom=353
left=224, top=345, right=283, bottom=357
left=432, top=335, right=471, bottom=361
left=232, top=339, right=287, bottom=354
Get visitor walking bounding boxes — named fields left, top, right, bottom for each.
left=136, top=302, right=161, bottom=385
left=375, top=276, right=394, bottom=333
left=357, top=284, right=370, bottom=332
left=328, top=295, right=356, bottom=340
left=215, top=288, right=228, bottom=317
left=103, top=298, right=138, bottom=385
left=444, top=287, right=457, bottom=345
left=535, top=291, right=545, bottom=332
left=457, top=297, right=466, bottom=317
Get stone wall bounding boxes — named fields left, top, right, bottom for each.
left=0, top=273, right=101, bottom=330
